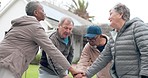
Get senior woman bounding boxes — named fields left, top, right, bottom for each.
left=76, top=3, right=148, bottom=78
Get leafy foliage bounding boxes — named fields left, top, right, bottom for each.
left=30, top=52, right=41, bottom=65
left=67, top=0, right=94, bottom=21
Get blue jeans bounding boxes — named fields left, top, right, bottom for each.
left=39, top=68, right=59, bottom=78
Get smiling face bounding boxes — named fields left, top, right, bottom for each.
left=108, top=3, right=130, bottom=30
left=108, top=9, right=122, bottom=29
left=58, top=18, right=74, bottom=38
left=34, top=4, right=46, bottom=21
left=87, top=35, right=103, bottom=46
left=25, top=1, right=46, bottom=21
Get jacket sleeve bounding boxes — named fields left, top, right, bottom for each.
left=48, top=34, right=69, bottom=77
left=133, top=22, right=148, bottom=77
left=76, top=43, right=92, bottom=72
left=32, top=26, right=71, bottom=71
left=86, top=42, right=112, bottom=78
left=46, top=31, right=74, bottom=77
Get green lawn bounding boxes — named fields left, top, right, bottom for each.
left=22, top=65, right=39, bottom=78
left=22, top=65, right=74, bottom=78
left=22, top=64, right=96, bottom=78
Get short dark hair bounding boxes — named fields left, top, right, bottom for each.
left=25, top=1, right=40, bottom=16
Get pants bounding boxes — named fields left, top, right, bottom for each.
left=0, top=68, right=15, bottom=78
left=39, top=68, right=59, bottom=78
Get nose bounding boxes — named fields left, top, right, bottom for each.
left=108, top=16, right=111, bottom=21
left=66, top=29, right=71, bottom=34
left=66, top=27, right=72, bottom=33
left=43, top=12, right=46, bottom=17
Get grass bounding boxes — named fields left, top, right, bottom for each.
left=22, top=65, right=39, bottom=78
left=22, top=64, right=96, bottom=78
left=22, top=65, right=74, bottom=78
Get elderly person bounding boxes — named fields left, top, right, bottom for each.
left=39, top=17, right=74, bottom=78
left=76, top=25, right=111, bottom=78
left=76, top=3, right=148, bottom=78
left=0, top=1, right=81, bottom=78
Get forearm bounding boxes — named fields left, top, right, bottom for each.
left=68, top=66, right=77, bottom=76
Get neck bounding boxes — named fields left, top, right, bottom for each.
left=97, top=37, right=107, bottom=46
left=116, top=20, right=126, bottom=31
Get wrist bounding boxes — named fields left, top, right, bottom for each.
left=68, top=66, right=76, bottom=75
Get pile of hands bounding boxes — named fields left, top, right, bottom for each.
left=64, top=71, right=87, bottom=78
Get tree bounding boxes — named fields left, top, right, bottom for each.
left=67, top=0, right=94, bottom=21
left=44, top=0, right=94, bottom=21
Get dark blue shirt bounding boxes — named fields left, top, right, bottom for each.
left=97, top=36, right=107, bottom=52
left=97, top=45, right=105, bottom=52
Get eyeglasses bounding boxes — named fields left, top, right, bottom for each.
left=61, top=26, right=73, bottom=31
left=87, top=36, right=98, bottom=41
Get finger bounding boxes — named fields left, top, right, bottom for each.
left=74, top=73, right=83, bottom=78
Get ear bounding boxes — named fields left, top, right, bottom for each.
left=34, top=10, right=38, bottom=16
left=119, top=13, right=123, bottom=19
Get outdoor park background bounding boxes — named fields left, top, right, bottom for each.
left=1, top=0, right=148, bottom=78
left=21, top=52, right=96, bottom=78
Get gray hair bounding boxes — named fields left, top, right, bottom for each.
left=58, top=17, right=74, bottom=26
left=25, top=1, right=40, bottom=16
left=113, top=3, right=130, bottom=21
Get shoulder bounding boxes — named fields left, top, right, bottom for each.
left=48, top=30, right=58, bottom=39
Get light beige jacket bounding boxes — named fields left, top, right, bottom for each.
left=0, top=16, right=70, bottom=78
left=77, top=35, right=111, bottom=78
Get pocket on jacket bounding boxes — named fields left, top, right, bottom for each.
left=1, top=51, right=26, bottom=75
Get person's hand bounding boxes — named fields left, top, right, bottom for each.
left=74, top=72, right=88, bottom=78
left=63, top=75, right=72, bottom=78
left=68, top=66, right=84, bottom=77
left=82, top=76, right=87, bottom=78
left=74, top=73, right=83, bottom=78
left=81, top=76, right=87, bottom=78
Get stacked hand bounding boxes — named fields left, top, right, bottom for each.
left=68, top=66, right=86, bottom=78
left=63, top=73, right=86, bottom=78
left=74, top=73, right=87, bottom=78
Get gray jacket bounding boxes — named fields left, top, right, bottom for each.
left=86, top=17, right=148, bottom=78
left=40, top=30, right=74, bottom=77
left=0, top=16, right=70, bottom=78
